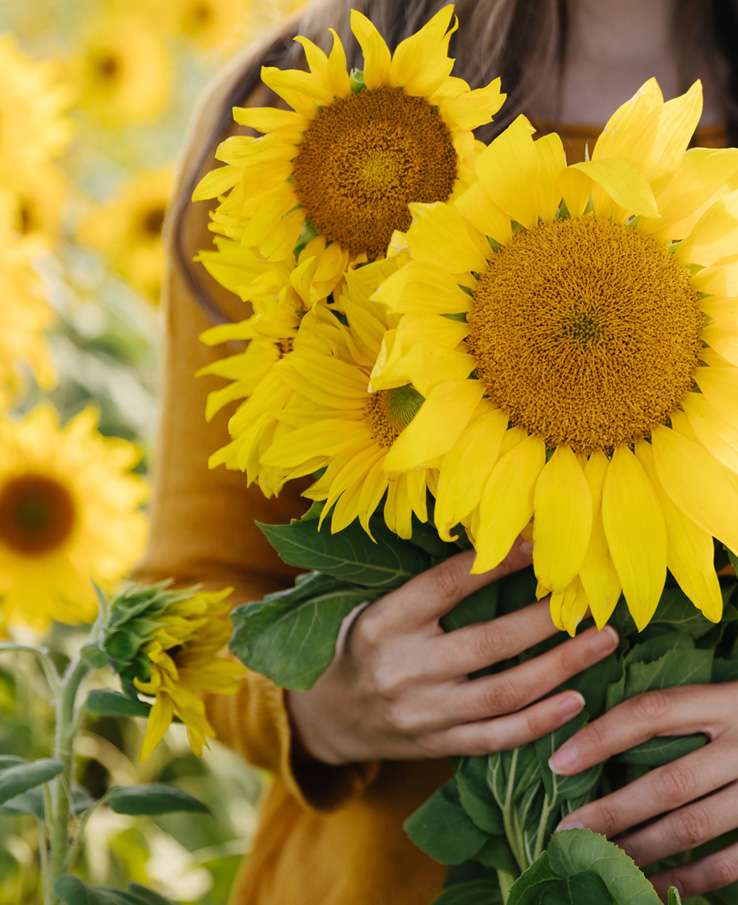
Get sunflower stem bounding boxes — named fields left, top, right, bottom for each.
left=46, top=655, right=89, bottom=904
left=497, top=869, right=517, bottom=903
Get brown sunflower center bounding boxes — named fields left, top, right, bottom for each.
left=365, top=385, right=424, bottom=447
left=467, top=216, right=704, bottom=454
left=292, top=87, right=458, bottom=259
left=0, top=474, right=76, bottom=556
left=190, top=1, right=214, bottom=25
left=141, top=205, right=165, bottom=237
left=94, top=52, right=121, bottom=81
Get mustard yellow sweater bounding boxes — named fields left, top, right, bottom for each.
left=137, top=41, right=727, bottom=904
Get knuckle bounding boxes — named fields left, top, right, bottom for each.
left=416, top=733, right=445, bottom=758
left=656, top=763, right=697, bottom=805
left=592, top=801, right=620, bottom=837
left=385, top=701, right=419, bottom=735
left=630, top=690, right=670, bottom=723
left=578, top=718, right=607, bottom=755
left=469, top=623, right=506, bottom=663
left=524, top=705, right=552, bottom=739
left=712, top=855, right=738, bottom=888
left=481, top=678, right=523, bottom=715
left=671, top=806, right=712, bottom=849
left=352, top=610, right=383, bottom=653
left=370, top=659, right=407, bottom=699
left=433, top=558, right=466, bottom=602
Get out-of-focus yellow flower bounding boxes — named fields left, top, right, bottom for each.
left=1, top=165, right=68, bottom=248
left=132, top=588, right=244, bottom=759
left=0, top=201, right=56, bottom=408
left=78, top=167, right=174, bottom=304
left=0, top=35, right=72, bottom=182
left=167, top=0, right=253, bottom=51
left=0, top=405, right=149, bottom=633
left=74, top=15, right=173, bottom=126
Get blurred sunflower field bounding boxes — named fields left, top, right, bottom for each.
left=0, top=1, right=305, bottom=901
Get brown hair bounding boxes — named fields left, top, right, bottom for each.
left=172, top=0, right=738, bottom=321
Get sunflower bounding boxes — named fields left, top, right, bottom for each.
left=0, top=203, right=56, bottom=408
left=2, top=165, right=68, bottom=248
left=78, top=167, right=174, bottom=304
left=166, top=0, right=253, bottom=51
left=241, top=259, right=448, bottom=538
left=194, top=4, right=505, bottom=301
left=0, top=35, right=72, bottom=183
left=0, top=405, right=149, bottom=633
left=73, top=15, right=173, bottom=126
left=131, top=589, right=244, bottom=759
left=372, top=79, right=738, bottom=632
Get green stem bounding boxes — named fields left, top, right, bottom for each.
left=497, top=869, right=517, bottom=903
left=47, top=656, right=90, bottom=904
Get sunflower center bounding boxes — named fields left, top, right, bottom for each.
left=94, top=52, right=121, bottom=81
left=141, top=205, right=165, bottom=237
left=365, top=385, right=424, bottom=447
left=190, top=1, right=214, bottom=25
left=467, top=216, right=704, bottom=454
left=0, top=474, right=76, bottom=556
left=292, top=87, right=457, bottom=258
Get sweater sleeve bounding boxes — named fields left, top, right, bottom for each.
left=134, top=52, right=378, bottom=811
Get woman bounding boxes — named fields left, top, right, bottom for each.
left=139, top=1, right=738, bottom=902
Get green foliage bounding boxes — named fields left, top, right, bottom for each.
left=0, top=758, right=63, bottom=806
left=106, top=784, right=210, bottom=816
left=55, top=877, right=174, bottom=905
left=230, top=573, right=368, bottom=689
left=85, top=691, right=151, bottom=719
left=405, top=781, right=489, bottom=866
left=433, top=879, right=504, bottom=905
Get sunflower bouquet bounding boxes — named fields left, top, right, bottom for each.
left=195, top=5, right=738, bottom=903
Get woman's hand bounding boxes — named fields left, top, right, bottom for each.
left=551, top=682, right=738, bottom=902
left=287, top=538, right=619, bottom=767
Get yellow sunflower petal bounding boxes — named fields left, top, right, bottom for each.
left=652, top=424, right=738, bottom=556
left=435, top=404, right=508, bottom=541
left=571, top=158, right=659, bottom=218
left=232, top=106, right=303, bottom=132
left=533, top=446, right=593, bottom=593
left=406, top=202, right=489, bottom=275
left=601, top=446, right=667, bottom=630
left=350, top=9, right=392, bottom=88
left=637, top=441, right=722, bottom=622
left=703, top=321, right=738, bottom=368
left=579, top=452, right=622, bottom=629
left=383, top=380, right=484, bottom=472
left=389, top=5, right=457, bottom=97
left=550, top=578, right=590, bottom=637
left=695, top=365, right=738, bottom=415
left=472, top=434, right=546, bottom=574
left=438, top=77, right=505, bottom=131
left=454, top=181, right=513, bottom=246
left=677, top=190, right=738, bottom=267
left=372, top=259, right=471, bottom=314
left=140, top=695, right=174, bottom=761
left=682, top=392, right=738, bottom=474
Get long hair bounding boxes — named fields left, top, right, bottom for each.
left=172, top=0, right=738, bottom=321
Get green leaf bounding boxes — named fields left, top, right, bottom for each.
left=441, top=584, right=499, bottom=633
left=258, top=518, right=429, bottom=590
left=0, top=758, right=63, bottom=806
left=455, top=757, right=504, bottom=835
left=229, top=577, right=368, bottom=689
left=404, top=780, right=488, bottom=865
left=86, top=690, right=151, bottom=718
left=508, top=853, right=560, bottom=905
left=617, top=734, right=706, bottom=767
left=81, top=643, right=110, bottom=669
left=0, top=787, right=93, bottom=820
left=667, top=889, right=683, bottom=905
left=548, top=829, right=660, bottom=904
left=0, top=756, right=25, bottom=770
left=431, top=879, right=503, bottom=905
left=475, top=835, right=518, bottom=874
left=125, top=886, right=174, bottom=905
left=107, top=783, right=210, bottom=816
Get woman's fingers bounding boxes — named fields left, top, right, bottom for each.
left=649, top=836, right=738, bottom=902
left=449, top=625, right=618, bottom=721
left=418, top=689, right=587, bottom=758
left=433, top=596, right=557, bottom=678
left=557, top=735, right=732, bottom=837
left=548, top=685, right=727, bottom=777
left=620, top=776, right=738, bottom=868
left=368, top=536, right=533, bottom=633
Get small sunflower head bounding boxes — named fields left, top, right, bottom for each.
left=104, top=583, right=243, bottom=759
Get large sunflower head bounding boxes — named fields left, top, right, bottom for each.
left=78, top=167, right=174, bottom=304
left=372, top=78, right=738, bottom=632
left=0, top=405, right=149, bottom=633
left=250, top=258, right=450, bottom=538
left=105, top=584, right=244, bottom=760
left=73, top=15, right=173, bottom=126
left=194, top=4, right=505, bottom=302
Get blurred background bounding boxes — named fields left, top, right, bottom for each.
left=0, top=1, right=306, bottom=901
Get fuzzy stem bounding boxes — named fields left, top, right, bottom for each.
left=46, top=656, right=89, bottom=903
left=497, top=869, right=517, bottom=903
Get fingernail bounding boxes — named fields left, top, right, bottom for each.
left=558, top=692, right=585, bottom=717
left=549, top=742, right=579, bottom=775
left=556, top=818, right=586, bottom=832
left=590, top=625, right=618, bottom=655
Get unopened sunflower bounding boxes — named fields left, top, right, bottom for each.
left=0, top=405, right=148, bottom=632
left=373, top=79, right=738, bottom=632
left=194, top=4, right=505, bottom=301
left=78, top=167, right=174, bottom=303
left=104, top=583, right=244, bottom=759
